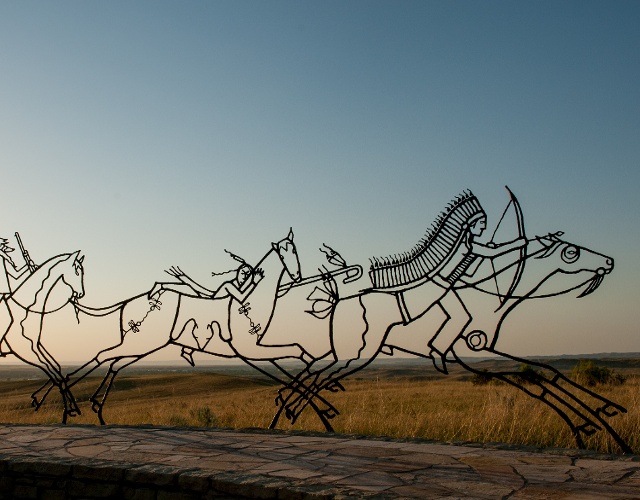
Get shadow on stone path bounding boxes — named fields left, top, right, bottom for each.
left=0, top=424, right=638, bottom=499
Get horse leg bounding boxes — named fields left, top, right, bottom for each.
left=236, top=342, right=306, bottom=362
left=66, top=358, right=102, bottom=387
left=5, top=332, right=71, bottom=417
left=90, top=366, right=118, bottom=425
left=308, top=399, right=335, bottom=432
left=30, top=377, right=79, bottom=424
left=454, top=338, right=631, bottom=453
left=269, top=400, right=285, bottom=430
left=33, top=342, right=83, bottom=420
left=275, top=369, right=341, bottom=425
left=269, top=376, right=344, bottom=432
left=285, top=295, right=399, bottom=423
left=273, top=357, right=340, bottom=411
left=91, top=355, right=146, bottom=425
left=38, top=354, right=81, bottom=421
left=56, top=386, right=82, bottom=423
left=235, top=356, right=339, bottom=429
left=281, top=365, right=340, bottom=423
left=224, top=330, right=341, bottom=426
left=270, top=374, right=340, bottom=431
left=489, top=349, right=631, bottom=453
left=31, top=380, right=55, bottom=411
left=62, top=383, right=81, bottom=419
left=34, top=340, right=62, bottom=375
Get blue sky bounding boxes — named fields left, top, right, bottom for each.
left=1, top=1, right=638, bottom=361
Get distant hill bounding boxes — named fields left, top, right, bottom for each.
left=0, top=353, right=637, bottom=381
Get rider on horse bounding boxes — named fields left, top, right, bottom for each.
left=150, top=251, right=264, bottom=366
left=369, top=191, right=526, bottom=374
left=0, top=237, right=31, bottom=356
left=0, top=237, right=29, bottom=298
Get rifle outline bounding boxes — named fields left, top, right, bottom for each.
left=15, top=232, right=37, bottom=273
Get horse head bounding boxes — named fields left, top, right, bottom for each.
left=272, top=228, right=301, bottom=283
left=533, top=232, right=613, bottom=298
left=10, top=251, right=85, bottom=314
left=59, top=250, right=85, bottom=302
left=40, top=250, right=85, bottom=313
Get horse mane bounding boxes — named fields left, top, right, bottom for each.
left=369, top=191, right=484, bottom=289
left=9, top=252, right=79, bottom=313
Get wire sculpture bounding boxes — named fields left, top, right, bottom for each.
left=0, top=188, right=631, bottom=454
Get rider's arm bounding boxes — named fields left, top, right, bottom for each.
left=178, top=275, right=214, bottom=298
left=165, top=266, right=214, bottom=298
left=471, top=237, right=526, bottom=258
left=6, top=262, right=28, bottom=280
left=213, top=273, right=263, bottom=303
left=214, top=281, right=253, bottom=302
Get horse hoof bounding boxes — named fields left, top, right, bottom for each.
left=326, top=381, right=344, bottom=393
left=577, top=423, right=599, bottom=436
left=90, top=400, right=101, bottom=414
left=289, top=412, right=301, bottom=425
left=598, top=404, right=620, bottom=418
left=321, top=409, right=338, bottom=419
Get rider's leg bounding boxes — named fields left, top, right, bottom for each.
left=0, top=296, right=12, bottom=357
left=149, top=282, right=201, bottom=299
left=428, top=290, right=471, bottom=374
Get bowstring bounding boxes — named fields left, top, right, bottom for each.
left=489, top=199, right=513, bottom=300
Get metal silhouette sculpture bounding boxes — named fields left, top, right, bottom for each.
left=52, top=230, right=318, bottom=424
left=0, top=188, right=631, bottom=454
left=0, top=239, right=85, bottom=422
left=270, top=188, right=628, bottom=453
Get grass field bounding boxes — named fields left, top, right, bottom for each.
left=0, top=357, right=637, bottom=455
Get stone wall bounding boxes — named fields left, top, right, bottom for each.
left=0, top=456, right=283, bottom=500
left=1, top=424, right=637, bottom=499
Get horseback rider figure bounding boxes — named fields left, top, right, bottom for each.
left=158, top=251, right=264, bottom=302
left=150, top=251, right=264, bottom=366
left=0, top=237, right=30, bottom=298
left=0, top=235, right=34, bottom=356
left=369, top=191, right=526, bottom=374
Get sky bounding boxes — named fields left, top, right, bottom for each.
left=0, top=1, right=638, bottom=363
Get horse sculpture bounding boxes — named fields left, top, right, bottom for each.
left=0, top=251, right=85, bottom=422
left=52, top=230, right=322, bottom=424
left=274, top=231, right=629, bottom=452
left=5, top=200, right=629, bottom=453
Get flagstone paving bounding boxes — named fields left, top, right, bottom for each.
left=0, top=424, right=638, bottom=499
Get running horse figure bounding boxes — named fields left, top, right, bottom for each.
left=386, top=231, right=628, bottom=452
left=59, top=229, right=321, bottom=424
left=276, top=191, right=629, bottom=453
left=0, top=251, right=85, bottom=422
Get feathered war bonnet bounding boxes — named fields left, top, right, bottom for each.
left=368, top=190, right=485, bottom=289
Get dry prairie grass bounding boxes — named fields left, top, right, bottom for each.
left=0, top=370, right=636, bottom=454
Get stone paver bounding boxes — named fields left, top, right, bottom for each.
left=0, top=424, right=638, bottom=498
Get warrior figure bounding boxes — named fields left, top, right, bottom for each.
left=0, top=237, right=31, bottom=355
left=150, top=251, right=263, bottom=365
left=369, top=191, right=526, bottom=374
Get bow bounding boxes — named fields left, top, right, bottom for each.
left=490, top=186, right=526, bottom=311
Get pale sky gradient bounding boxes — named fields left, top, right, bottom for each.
left=1, top=1, right=638, bottom=362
